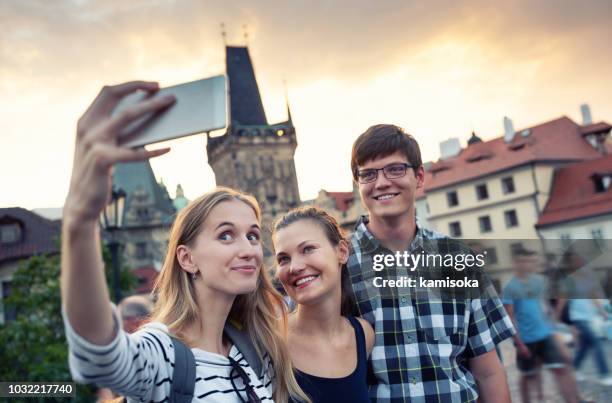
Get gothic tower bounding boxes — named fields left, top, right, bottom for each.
left=207, top=46, right=301, bottom=230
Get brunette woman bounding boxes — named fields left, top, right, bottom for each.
left=272, top=207, right=374, bottom=403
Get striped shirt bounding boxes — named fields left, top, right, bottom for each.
left=63, top=305, right=275, bottom=402
left=347, top=216, right=515, bottom=403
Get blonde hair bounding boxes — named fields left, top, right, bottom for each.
left=150, top=187, right=310, bottom=403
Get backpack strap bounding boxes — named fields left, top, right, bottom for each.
left=170, top=337, right=196, bottom=403
left=224, top=320, right=263, bottom=377
left=167, top=323, right=262, bottom=402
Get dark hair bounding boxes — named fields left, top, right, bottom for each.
left=351, top=124, right=422, bottom=180
left=272, top=207, right=356, bottom=317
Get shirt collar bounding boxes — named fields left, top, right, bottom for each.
left=354, top=214, right=437, bottom=254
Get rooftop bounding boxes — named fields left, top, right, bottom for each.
left=0, top=208, right=61, bottom=263
left=536, top=154, right=612, bottom=227
left=426, top=116, right=609, bottom=191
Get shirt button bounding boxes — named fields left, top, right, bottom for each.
left=401, top=297, right=407, bottom=304
left=412, top=377, right=417, bottom=385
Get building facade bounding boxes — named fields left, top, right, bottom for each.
left=425, top=116, right=611, bottom=239
left=112, top=161, right=177, bottom=292
left=419, top=114, right=611, bottom=285
left=537, top=154, right=612, bottom=254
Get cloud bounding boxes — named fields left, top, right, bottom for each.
left=2, top=0, right=610, bottom=88
left=1, top=0, right=611, bottom=207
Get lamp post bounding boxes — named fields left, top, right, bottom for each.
left=100, top=188, right=126, bottom=303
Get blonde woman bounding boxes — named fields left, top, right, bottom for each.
left=61, top=81, right=309, bottom=402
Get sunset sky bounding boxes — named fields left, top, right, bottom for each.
left=2, top=0, right=611, bottom=209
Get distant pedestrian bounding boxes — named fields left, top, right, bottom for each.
left=503, top=248, right=582, bottom=403
left=557, top=250, right=612, bottom=386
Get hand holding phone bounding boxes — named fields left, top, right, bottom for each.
left=66, top=81, right=174, bottom=223
left=116, top=75, right=227, bottom=148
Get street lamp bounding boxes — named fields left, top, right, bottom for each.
left=100, top=188, right=126, bottom=303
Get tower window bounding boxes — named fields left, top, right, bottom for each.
left=504, top=210, right=519, bottom=228
left=449, top=221, right=462, bottom=237
left=447, top=191, right=459, bottom=207
left=501, top=176, right=515, bottom=194
left=476, top=183, right=489, bottom=200
left=478, top=216, right=492, bottom=233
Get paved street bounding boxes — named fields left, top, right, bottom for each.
left=501, top=338, right=612, bottom=402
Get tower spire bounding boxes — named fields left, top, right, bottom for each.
left=225, top=46, right=267, bottom=125
left=283, top=79, right=293, bottom=123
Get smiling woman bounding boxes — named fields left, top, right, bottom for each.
left=60, top=81, right=311, bottom=403
left=272, top=207, right=375, bottom=403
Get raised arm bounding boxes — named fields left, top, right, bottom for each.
left=61, top=82, right=174, bottom=345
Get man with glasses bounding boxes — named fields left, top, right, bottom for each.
left=346, top=124, right=515, bottom=402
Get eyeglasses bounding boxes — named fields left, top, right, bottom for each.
left=356, top=163, right=414, bottom=184
left=229, top=356, right=262, bottom=403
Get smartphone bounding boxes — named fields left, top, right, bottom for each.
left=115, top=75, right=227, bottom=148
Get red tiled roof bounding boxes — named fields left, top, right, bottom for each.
left=0, top=208, right=61, bottom=262
left=580, top=121, right=612, bottom=136
left=425, top=116, right=608, bottom=191
left=536, top=155, right=612, bottom=227
left=326, top=191, right=355, bottom=212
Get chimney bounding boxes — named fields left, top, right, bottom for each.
left=580, top=104, right=592, bottom=125
left=439, top=138, right=462, bottom=160
left=503, top=116, right=515, bottom=143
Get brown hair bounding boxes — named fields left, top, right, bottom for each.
left=351, top=124, right=422, bottom=180
left=150, top=187, right=310, bottom=403
left=272, top=206, right=356, bottom=317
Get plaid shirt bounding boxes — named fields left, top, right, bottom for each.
left=347, top=216, right=515, bottom=403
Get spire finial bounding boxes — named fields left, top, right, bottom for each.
left=243, top=24, right=249, bottom=46
left=283, top=79, right=293, bottom=123
left=220, top=22, right=227, bottom=45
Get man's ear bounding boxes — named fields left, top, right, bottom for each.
left=176, top=245, right=198, bottom=274
left=415, top=165, right=425, bottom=189
left=337, top=239, right=350, bottom=265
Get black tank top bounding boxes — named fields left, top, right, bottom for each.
left=290, top=316, right=370, bottom=403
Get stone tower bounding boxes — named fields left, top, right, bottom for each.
left=207, top=46, right=301, bottom=232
